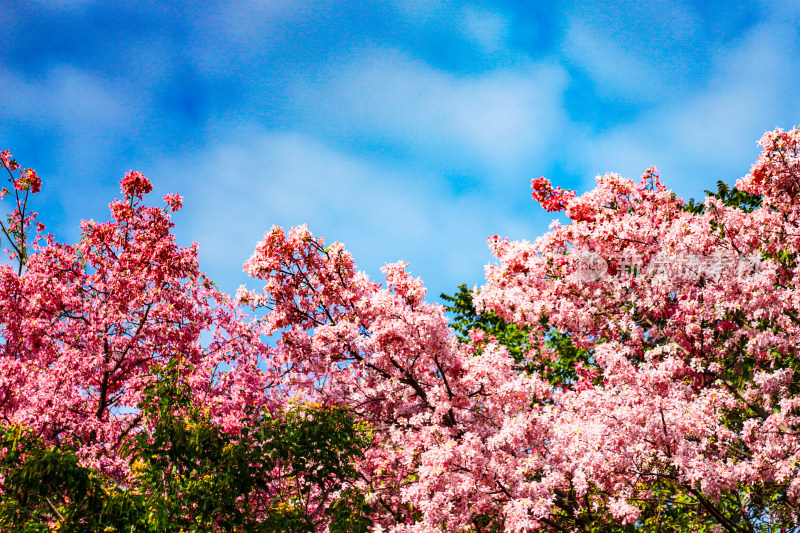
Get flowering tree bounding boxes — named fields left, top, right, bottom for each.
left=471, top=129, right=800, bottom=531
left=0, top=161, right=271, bottom=473
left=4, top=127, right=800, bottom=532
left=239, top=129, right=800, bottom=532
left=0, top=154, right=366, bottom=531
left=238, top=228, right=538, bottom=530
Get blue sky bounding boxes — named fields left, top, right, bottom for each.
left=2, top=0, right=799, bottom=300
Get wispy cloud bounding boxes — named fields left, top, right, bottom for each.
left=561, top=20, right=665, bottom=104
left=459, top=6, right=511, bottom=53
left=1, top=65, right=138, bottom=133
left=156, top=127, right=548, bottom=297
left=571, top=13, right=800, bottom=198
left=0, top=64, right=151, bottom=235
left=4, top=0, right=800, bottom=301
left=290, top=47, right=570, bottom=181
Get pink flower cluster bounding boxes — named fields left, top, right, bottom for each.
left=4, top=127, right=800, bottom=531
left=120, top=170, right=153, bottom=198
left=0, top=149, right=20, bottom=171
left=0, top=168, right=271, bottom=479
left=530, top=176, right=576, bottom=212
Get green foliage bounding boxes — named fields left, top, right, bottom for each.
left=439, top=286, right=773, bottom=532
left=683, top=180, right=762, bottom=214
left=325, top=488, right=374, bottom=533
left=0, top=359, right=372, bottom=532
left=0, top=425, right=148, bottom=532
left=441, top=284, right=530, bottom=363
left=441, top=284, right=592, bottom=387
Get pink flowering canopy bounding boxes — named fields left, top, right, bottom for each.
left=3, top=128, right=800, bottom=531
left=0, top=163, right=272, bottom=479
left=240, top=128, right=800, bottom=531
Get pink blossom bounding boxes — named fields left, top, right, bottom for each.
left=120, top=170, right=153, bottom=197
left=530, top=176, right=576, bottom=212
left=162, top=193, right=184, bottom=211
left=6, top=129, right=800, bottom=530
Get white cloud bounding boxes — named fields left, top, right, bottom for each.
left=156, top=127, right=549, bottom=297
left=0, top=64, right=151, bottom=236
left=290, top=47, right=570, bottom=180
left=559, top=0, right=705, bottom=104
left=186, top=0, right=327, bottom=75
left=0, top=65, right=138, bottom=131
left=573, top=16, right=800, bottom=198
left=561, top=20, right=664, bottom=103
left=460, top=6, right=511, bottom=53
left=391, top=0, right=449, bottom=23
